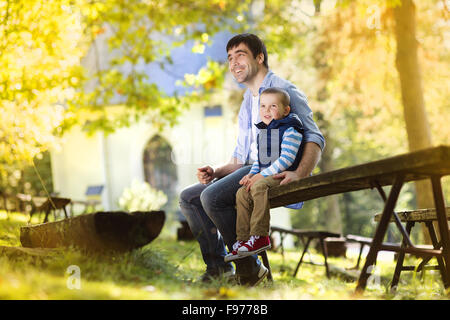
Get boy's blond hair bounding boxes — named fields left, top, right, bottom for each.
left=260, top=87, right=290, bottom=107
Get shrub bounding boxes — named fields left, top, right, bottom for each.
left=118, top=180, right=167, bottom=212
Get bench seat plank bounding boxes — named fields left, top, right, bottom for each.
left=345, top=234, right=373, bottom=245
left=270, top=226, right=340, bottom=239
left=269, top=145, right=450, bottom=208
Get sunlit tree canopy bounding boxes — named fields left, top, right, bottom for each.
left=1, top=0, right=448, bottom=208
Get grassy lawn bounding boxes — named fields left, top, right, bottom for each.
left=0, top=211, right=448, bottom=300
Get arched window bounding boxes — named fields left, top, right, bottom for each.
left=142, top=135, right=177, bottom=210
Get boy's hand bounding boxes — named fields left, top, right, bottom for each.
left=239, top=174, right=254, bottom=186
left=246, top=173, right=264, bottom=192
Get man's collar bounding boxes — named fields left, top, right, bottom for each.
left=244, top=70, right=274, bottom=98
left=258, top=70, right=274, bottom=94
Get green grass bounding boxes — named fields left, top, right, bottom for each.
left=0, top=210, right=449, bottom=300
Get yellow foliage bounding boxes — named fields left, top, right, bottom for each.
left=313, top=2, right=447, bottom=155
left=0, top=0, right=90, bottom=165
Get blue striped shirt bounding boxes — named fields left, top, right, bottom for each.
left=249, top=127, right=303, bottom=177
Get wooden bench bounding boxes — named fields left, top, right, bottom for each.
left=346, top=208, right=450, bottom=273
left=70, top=185, right=103, bottom=215
left=373, top=207, right=450, bottom=290
left=15, top=194, right=71, bottom=223
left=29, top=196, right=71, bottom=223
left=345, top=234, right=375, bottom=270
left=267, top=145, right=450, bottom=293
left=270, top=226, right=341, bottom=278
left=345, top=234, right=399, bottom=269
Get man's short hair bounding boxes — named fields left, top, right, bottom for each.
left=226, top=33, right=268, bottom=69
left=261, top=87, right=290, bottom=107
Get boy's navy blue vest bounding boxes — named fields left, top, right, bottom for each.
left=255, top=113, right=305, bottom=209
left=255, top=113, right=305, bottom=172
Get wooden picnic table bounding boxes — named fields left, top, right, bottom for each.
left=268, top=145, right=450, bottom=293
left=27, top=196, right=71, bottom=223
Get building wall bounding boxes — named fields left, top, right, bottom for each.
left=51, top=28, right=294, bottom=246
left=50, top=95, right=238, bottom=211
left=50, top=127, right=105, bottom=207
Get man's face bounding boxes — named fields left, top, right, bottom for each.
left=227, top=42, right=263, bottom=84
left=259, top=93, right=290, bottom=125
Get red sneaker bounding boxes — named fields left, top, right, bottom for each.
left=224, top=240, right=245, bottom=262
left=237, top=235, right=271, bottom=256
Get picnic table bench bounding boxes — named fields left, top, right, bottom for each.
left=268, top=145, right=450, bottom=293
left=345, top=234, right=377, bottom=270
left=17, top=194, right=71, bottom=223
left=374, top=207, right=450, bottom=289
left=70, top=185, right=103, bottom=215
left=270, top=226, right=340, bottom=278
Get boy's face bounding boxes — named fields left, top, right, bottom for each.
left=259, top=93, right=290, bottom=125
left=227, top=42, right=264, bottom=84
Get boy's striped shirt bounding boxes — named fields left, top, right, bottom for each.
left=249, top=127, right=303, bottom=176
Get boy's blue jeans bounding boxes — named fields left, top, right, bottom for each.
left=179, top=165, right=260, bottom=276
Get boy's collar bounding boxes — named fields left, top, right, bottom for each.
left=254, top=116, right=287, bottom=130
left=254, top=113, right=303, bottom=129
left=255, top=121, right=268, bottom=129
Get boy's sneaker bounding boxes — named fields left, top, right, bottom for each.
left=224, top=240, right=244, bottom=262
left=237, top=235, right=271, bottom=256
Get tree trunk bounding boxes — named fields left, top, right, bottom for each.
left=393, top=0, right=434, bottom=243
left=322, top=147, right=344, bottom=235
left=316, top=113, right=343, bottom=234
left=313, top=1, right=343, bottom=234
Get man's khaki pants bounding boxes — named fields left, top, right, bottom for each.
left=235, top=176, right=281, bottom=241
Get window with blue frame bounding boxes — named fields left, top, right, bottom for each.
left=204, top=105, right=222, bottom=117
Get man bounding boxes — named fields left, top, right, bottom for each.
left=179, top=33, right=325, bottom=285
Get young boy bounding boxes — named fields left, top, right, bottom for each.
left=225, top=87, right=305, bottom=262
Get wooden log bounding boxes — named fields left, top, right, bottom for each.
left=0, top=246, right=61, bottom=258
left=177, top=221, right=195, bottom=241
left=20, top=211, right=165, bottom=252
